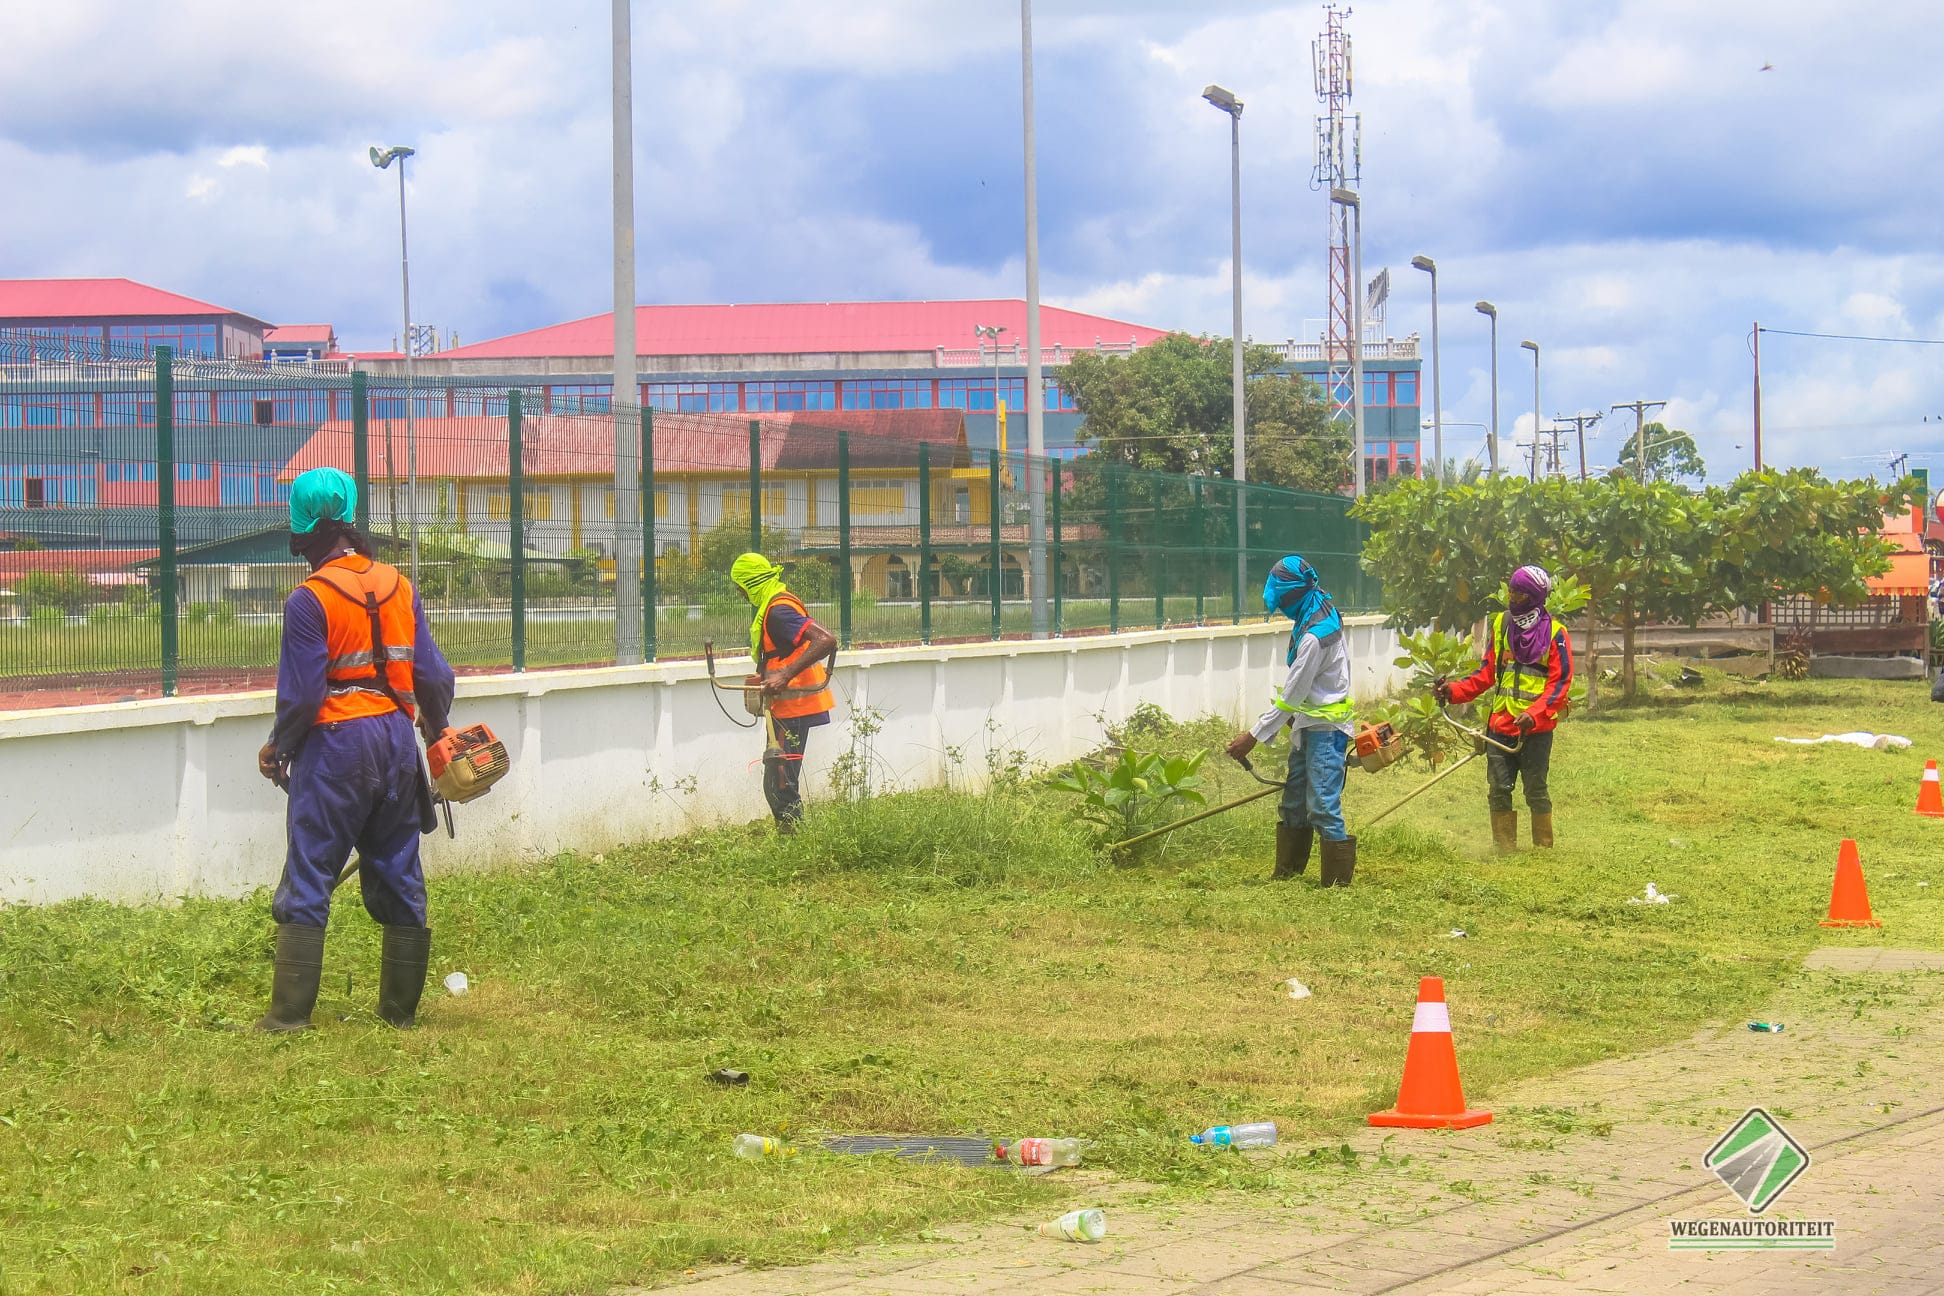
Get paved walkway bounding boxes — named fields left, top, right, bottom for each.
left=658, top=953, right=1944, bottom=1296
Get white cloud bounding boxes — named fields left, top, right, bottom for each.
left=184, top=175, right=215, bottom=200
left=217, top=146, right=267, bottom=169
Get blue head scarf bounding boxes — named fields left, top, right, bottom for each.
left=1263, top=555, right=1342, bottom=663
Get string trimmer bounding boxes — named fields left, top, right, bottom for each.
left=703, top=638, right=834, bottom=772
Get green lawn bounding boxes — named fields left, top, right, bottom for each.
left=3, top=673, right=1941, bottom=1294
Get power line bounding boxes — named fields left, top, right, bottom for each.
left=1758, top=327, right=1944, bottom=346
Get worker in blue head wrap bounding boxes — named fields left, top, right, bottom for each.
left=1226, top=555, right=1359, bottom=886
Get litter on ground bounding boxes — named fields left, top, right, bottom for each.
left=1284, top=977, right=1313, bottom=999
left=1627, top=883, right=1677, bottom=905
left=1774, top=732, right=1913, bottom=750
left=442, top=972, right=470, bottom=996
left=1036, top=1209, right=1107, bottom=1242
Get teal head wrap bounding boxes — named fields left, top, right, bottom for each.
left=289, top=467, right=357, bottom=535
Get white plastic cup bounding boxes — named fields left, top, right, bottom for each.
left=443, top=972, right=470, bottom=996
left=1037, top=1208, right=1106, bottom=1242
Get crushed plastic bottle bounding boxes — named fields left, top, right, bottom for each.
left=997, top=1138, right=1084, bottom=1167
left=1036, top=1208, right=1107, bottom=1242
left=1747, top=1022, right=1786, bottom=1033
left=442, top=972, right=469, bottom=996
left=1190, top=1122, right=1278, bottom=1149
left=732, top=1133, right=790, bottom=1158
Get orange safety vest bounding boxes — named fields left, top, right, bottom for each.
left=302, top=555, right=419, bottom=725
left=758, top=590, right=834, bottom=720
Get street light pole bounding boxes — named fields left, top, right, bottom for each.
left=610, top=0, right=642, bottom=662
left=1019, top=0, right=1049, bottom=637
left=975, top=324, right=1006, bottom=448
left=1520, top=340, right=1540, bottom=480
left=1331, top=187, right=1364, bottom=496
left=1475, top=301, right=1500, bottom=475
left=1411, top=255, right=1440, bottom=482
left=370, top=144, right=419, bottom=585
left=1203, top=84, right=1246, bottom=599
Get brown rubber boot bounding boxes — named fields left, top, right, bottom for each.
left=1490, top=810, right=1519, bottom=855
left=1319, top=836, right=1357, bottom=888
left=1531, top=813, right=1554, bottom=848
left=253, top=923, right=325, bottom=1033
left=1273, top=823, right=1314, bottom=880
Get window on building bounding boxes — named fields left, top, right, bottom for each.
left=483, top=488, right=555, bottom=521
left=743, top=380, right=838, bottom=412
left=1043, top=380, right=1078, bottom=412
left=937, top=377, right=1026, bottom=412
left=717, top=484, right=789, bottom=518
left=1364, top=371, right=1391, bottom=407
left=849, top=485, right=907, bottom=516
left=841, top=379, right=933, bottom=411
left=107, top=323, right=220, bottom=358
left=548, top=384, right=612, bottom=414
left=643, top=382, right=739, bottom=413
left=1392, top=372, right=1419, bottom=406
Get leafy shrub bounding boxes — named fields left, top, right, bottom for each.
left=27, top=605, right=66, bottom=628
left=1050, top=748, right=1206, bottom=856
left=17, top=570, right=89, bottom=613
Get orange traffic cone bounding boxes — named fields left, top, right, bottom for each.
left=1368, top=976, right=1493, bottom=1129
left=1917, top=761, right=1944, bottom=818
left=1820, top=838, right=1881, bottom=928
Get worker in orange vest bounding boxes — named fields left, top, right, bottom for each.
left=731, top=553, right=837, bottom=830
left=253, top=467, right=455, bottom=1032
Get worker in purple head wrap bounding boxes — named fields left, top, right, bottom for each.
left=1433, top=564, right=1574, bottom=853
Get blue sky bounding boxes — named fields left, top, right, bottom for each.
left=3, top=0, right=1940, bottom=481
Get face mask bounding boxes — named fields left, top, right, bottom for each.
left=1512, top=606, right=1543, bottom=630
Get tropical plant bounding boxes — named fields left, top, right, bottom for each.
left=1049, top=747, right=1206, bottom=854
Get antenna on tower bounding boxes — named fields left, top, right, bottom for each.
left=1314, top=4, right=1361, bottom=430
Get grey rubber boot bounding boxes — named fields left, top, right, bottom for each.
left=1273, top=822, right=1314, bottom=880
left=1320, top=836, right=1358, bottom=888
left=253, top=923, right=326, bottom=1033
left=377, top=925, right=433, bottom=1029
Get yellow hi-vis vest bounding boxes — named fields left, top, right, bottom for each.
left=1489, top=613, right=1551, bottom=717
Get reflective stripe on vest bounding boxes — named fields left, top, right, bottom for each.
left=303, top=556, right=419, bottom=725
left=757, top=589, right=834, bottom=720
left=1490, top=613, right=1550, bottom=715
left=1272, top=694, right=1356, bottom=723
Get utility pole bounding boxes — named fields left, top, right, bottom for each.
left=1554, top=411, right=1602, bottom=482
left=1612, top=398, right=1669, bottom=482
left=1019, top=0, right=1049, bottom=637
left=1751, top=322, right=1763, bottom=472
left=611, top=0, right=642, bottom=662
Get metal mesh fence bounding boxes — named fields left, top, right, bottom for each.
left=0, top=330, right=1378, bottom=707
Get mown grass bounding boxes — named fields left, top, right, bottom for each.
left=3, top=673, right=1941, bottom=1294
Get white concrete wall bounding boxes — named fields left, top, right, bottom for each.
left=0, top=617, right=1402, bottom=906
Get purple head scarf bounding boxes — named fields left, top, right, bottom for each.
left=1506, top=565, right=1555, bottom=665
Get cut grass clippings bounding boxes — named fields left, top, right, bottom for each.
left=2, top=673, right=1942, bottom=1294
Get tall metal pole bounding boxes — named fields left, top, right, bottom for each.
left=1522, top=341, right=1541, bottom=480
left=1228, top=107, right=1247, bottom=598
left=1020, top=0, right=1049, bottom=638
left=1751, top=322, right=1763, bottom=472
left=396, top=158, right=418, bottom=586
left=611, top=0, right=643, bottom=662
left=1349, top=195, right=1365, bottom=497
left=1477, top=302, right=1501, bottom=475
left=1412, top=257, right=1442, bottom=482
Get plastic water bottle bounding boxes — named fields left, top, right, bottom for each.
left=1190, top=1122, right=1277, bottom=1149
left=733, top=1134, right=787, bottom=1159
left=1036, top=1208, right=1107, bottom=1242
left=998, top=1137, right=1084, bottom=1167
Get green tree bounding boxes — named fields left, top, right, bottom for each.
left=16, top=570, right=91, bottom=614
left=1058, top=333, right=1349, bottom=492
left=1616, top=423, right=1706, bottom=484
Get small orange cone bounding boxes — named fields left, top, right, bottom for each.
left=1368, top=976, right=1492, bottom=1129
left=1820, top=838, right=1882, bottom=928
left=1917, top=761, right=1944, bottom=818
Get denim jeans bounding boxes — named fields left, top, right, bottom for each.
left=1279, top=726, right=1350, bottom=841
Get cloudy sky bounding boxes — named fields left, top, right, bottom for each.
left=4, top=0, right=1940, bottom=481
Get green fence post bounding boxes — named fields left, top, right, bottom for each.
left=351, top=371, right=370, bottom=532
left=1106, top=463, right=1121, bottom=635
left=837, top=430, right=853, bottom=649
left=988, top=449, right=1002, bottom=640
left=1192, top=475, right=1206, bottom=624
left=1050, top=458, right=1064, bottom=637
left=1152, top=475, right=1165, bottom=630
left=748, top=419, right=763, bottom=552
left=155, top=345, right=178, bottom=697
left=917, top=441, right=932, bottom=645
left=641, top=407, right=656, bottom=661
left=509, top=390, right=526, bottom=672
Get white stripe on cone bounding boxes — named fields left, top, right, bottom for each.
left=1411, top=1001, right=1453, bottom=1034
left=1925, top=766, right=1940, bottom=783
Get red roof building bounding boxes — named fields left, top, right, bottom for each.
left=0, top=277, right=272, bottom=360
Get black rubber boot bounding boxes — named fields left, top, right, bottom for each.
left=1272, top=823, right=1314, bottom=880
left=253, top=923, right=326, bottom=1033
left=377, top=925, right=432, bottom=1029
left=1320, top=836, right=1358, bottom=888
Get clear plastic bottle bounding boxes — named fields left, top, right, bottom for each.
left=733, top=1133, right=786, bottom=1158
left=998, top=1137, right=1085, bottom=1167
left=1036, top=1208, right=1107, bottom=1242
left=1189, top=1122, right=1277, bottom=1149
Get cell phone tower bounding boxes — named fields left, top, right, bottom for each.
left=1312, top=5, right=1360, bottom=431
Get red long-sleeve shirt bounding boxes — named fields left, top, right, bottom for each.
left=1447, top=618, right=1574, bottom=736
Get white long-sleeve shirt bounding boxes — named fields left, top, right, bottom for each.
left=1249, top=630, right=1355, bottom=743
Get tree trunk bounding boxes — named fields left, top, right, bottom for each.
left=1621, top=593, right=1637, bottom=700
left=1583, top=598, right=1600, bottom=712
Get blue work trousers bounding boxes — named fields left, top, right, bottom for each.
left=1279, top=726, right=1350, bottom=842
left=272, top=711, right=429, bottom=929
